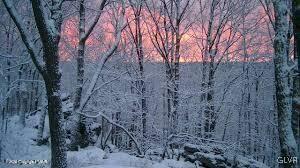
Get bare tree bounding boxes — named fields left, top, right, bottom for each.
left=19, top=82, right=28, bottom=127
left=36, top=106, right=47, bottom=145
left=70, top=0, right=108, bottom=151
left=146, top=0, right=191, bottom=136
left=272, top=0, right=298, bottom=167
left=292, top=0, right=300, bottom=159
left=2, top=0, right=68, bottom=167
left=127, top=0, right=148, bottom=152
left=68, top=0, right=126, bottom=151
left=195, top=0, right=243, bottom=139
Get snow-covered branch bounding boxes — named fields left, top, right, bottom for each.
left=78, top=6, right=126, bottom=112
left=81, top=0, right=108, bottom=42
left=2, top=0, right=45, bottom=75
left=77, top=111, right=142, bottom=155
left=0, top=53, right=18, bottom=59
left=31, top=0, right=60, bottom=42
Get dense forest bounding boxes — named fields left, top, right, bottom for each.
left=0, top=0, right=299, bottom=168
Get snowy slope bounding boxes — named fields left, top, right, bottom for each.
left=0, top=115, right=197, bottom=168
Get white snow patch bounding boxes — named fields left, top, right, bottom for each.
left=0, top=116, right=51, bottom=168
left=67, top=146, right=106, bottom=168
left=1, top=115, right=197, bottom=168
left=82, top=152, right=196, bottom=168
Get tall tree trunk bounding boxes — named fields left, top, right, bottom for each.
left=205, top=61, right=215, bottom=139
left=128, top=0, right=148, bottom=150
left=166, top=67, right=173, bottom=135
left=5, top=21, right=12, bottom=116
left=173, top=0, right=181, bottom=135
left=16, top=66, right=23, bottom=113
left=19, top=83, right=28, bottom=128
left=33, top=71, right=40, bottom=111
left=203, top=0, right=216, bottom=139
left=37, top=107, right=47, bottom=145
left=292, top=0, right=300, bottom=159
left=44, top=51, right=67, bottom=168
left=31, top=0, right=68, bottom=165
left=74, top=0, right=86, bottom=122
left=69, top=0, right=89, bottom=151
left=70, top=0, right=108, bottom=150
left=273, top=1, right=298, bottom=167
left=253, top=74, right=261, bottom=160
left=29, top=69, right=37, bottom=112
left=2, top=0, right=68, bottom=167
left=137, top=22, right=147, bottom=154
left=5, top=59, right=10, bottom=116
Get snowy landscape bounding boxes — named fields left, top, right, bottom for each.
left=0, top=0, right=299, bottom=168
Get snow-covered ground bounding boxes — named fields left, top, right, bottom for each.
left=0, top=115, right=197, bottom=168
left=69, top=148, right=195, bottom=168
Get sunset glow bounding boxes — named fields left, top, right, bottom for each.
left=59, top=4, right=273, bottom=63
left=1, top=1, right=296, bottom=167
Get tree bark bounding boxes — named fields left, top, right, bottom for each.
left=273, top=1, right=298, bottom=167
left=69, top=0, right=88, bottom=151
left=45, top=78, right=67, bottom=168
left=172, top=0, right=181, bottom=136
left=70, top=0, right=108, bottom=150
left=19, top=85, right=28, bottom=128
left=128, top=0, right=148, bottom=152
left=2, top=0, right=68, bottom=167
left=292, top=0, right=300, bottom=160
left=203, top=0, right=217, bottom=139
left=37, top=107, right=47, bottom=145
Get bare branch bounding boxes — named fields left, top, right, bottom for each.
left=81, top=0, right=108, bottom=42
left=2, top=0, right=45, bottom=75
left=77, top=111, right=142, bottom=155
left=78, top=1, right=127, bottom=112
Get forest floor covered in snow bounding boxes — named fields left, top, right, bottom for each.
left=0, top=115, right=197, bottom=168
left=0, top=114, right=271, bottom=168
